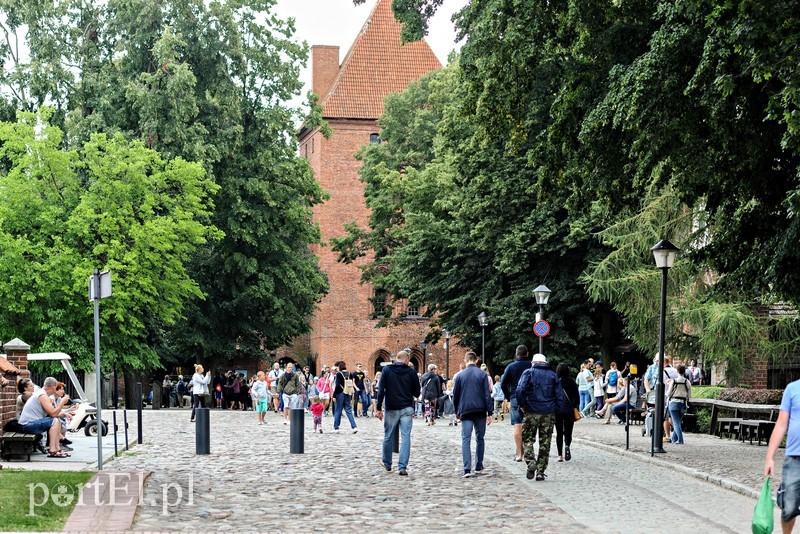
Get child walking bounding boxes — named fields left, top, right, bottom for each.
left=310, top=396, right=325, bottom=433
left=253, top=371, right=269, bottom=425
left=492, top=375, right=505, bottom=422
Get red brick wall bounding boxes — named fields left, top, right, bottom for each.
left=299, top=119, right=448, bottom=378
left=740, top=354, right=769, bottom=389
left=1, top=344, right=29, bottom=436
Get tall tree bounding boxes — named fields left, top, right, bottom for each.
left=0, top=109, right=219, bottom=371
left=0, top=0, right=329, bottom=365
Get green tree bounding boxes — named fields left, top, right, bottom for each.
left=0, top=109, right=220, bottom=371
left=0, top=0, right=330, bottom=365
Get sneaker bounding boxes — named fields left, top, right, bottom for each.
left=462, top=471, right=474, bottom=478
left=333, top=429, right=339, bottom=433
left=617, top=420, right=625, bottom=425
left=526, top=467, right=537, bottom=480
left=61, top=438, right=73, bottom=445
left=475, top=466, right=484, bottom=474
left=535, top=472, right=546, bottom=481
left=381, top=461, right=391, bottom=472
left=398, top=469, right=408, bottom=476
left=190, top=418, right=195, bottom=423
left=353, top=428, right=358, bottom=434
left=565, top=446, right=571, bottom=461
left=319, top=429, right=323, bottom=434
left=60, top=444, right=73, bottom=452
left=283, top=421, right=288, bottom=425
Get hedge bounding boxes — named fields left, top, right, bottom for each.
left=715, top=388, right=783, bottom=404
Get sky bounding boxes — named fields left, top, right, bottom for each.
left=273, top=0, right=468, bottom=102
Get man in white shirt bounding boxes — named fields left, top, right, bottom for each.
left=18, top=376, right=71, bottom=457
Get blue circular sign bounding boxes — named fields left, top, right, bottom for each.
left=533, top=320, right=550, bottom=337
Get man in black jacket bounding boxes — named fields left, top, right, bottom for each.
left=499, top=345, right=531, bottom=462
left=375, top=350, right=420, bottom=476
left=453, top=352, right=493, bottom=478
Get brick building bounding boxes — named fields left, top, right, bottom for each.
left=296, top=0, right=452, bottom=378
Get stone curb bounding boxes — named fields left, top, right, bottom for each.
left=575, top=438, right=760, bottom=500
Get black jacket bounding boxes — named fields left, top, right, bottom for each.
left=376, top=362, right=421, bottom=411
left=557, top=376, right=580, bottom=416
left=500, top=357, right=533, bottom=399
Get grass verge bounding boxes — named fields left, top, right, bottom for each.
left=0, top=469, right=94, bottom=531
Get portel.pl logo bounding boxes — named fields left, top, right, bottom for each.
left=28, top=472, right=194, bottom=517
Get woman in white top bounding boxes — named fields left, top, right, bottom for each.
left=190, top=364, right=212, bottom=422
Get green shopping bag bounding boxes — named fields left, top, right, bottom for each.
left=752, top=476, right=774, bottom=534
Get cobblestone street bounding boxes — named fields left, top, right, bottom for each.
left=97, top=408, right=779, bottom=532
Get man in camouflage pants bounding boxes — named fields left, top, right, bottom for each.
left=516, top=353, right=563, bottom=481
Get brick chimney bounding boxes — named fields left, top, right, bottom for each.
left=311, top=45, right=340, bottom=99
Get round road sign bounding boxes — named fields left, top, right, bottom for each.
left=533, top=320, right=550, bottom=338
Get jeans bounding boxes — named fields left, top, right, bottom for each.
left=460, top=417, right=486, bottom=473
left=382, top=406, right=414, bottom=471
left=669, top=401, right=686, bottom=444
left=579, top=389, right=592, bottom=412
left=333, top=392, right=357, bottom=430
left=356, top=390, right=370, bottom=416
left=612, top=402, right=632, bottom=422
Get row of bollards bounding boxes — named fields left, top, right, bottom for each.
left=194, top=408, right=306, bottom=455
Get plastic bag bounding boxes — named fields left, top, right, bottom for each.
left=752, top=476, right=774, bottom=534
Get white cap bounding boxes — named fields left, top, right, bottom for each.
left=532, top=354, right=547, bottom=363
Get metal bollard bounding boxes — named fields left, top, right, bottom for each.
left=196, top=408, right=210, bottom=454
left=290, top=409, right=304, bottom=454
left=392, top=425, right=399, bottom=453
left=135, top=382, right=143, bottom=444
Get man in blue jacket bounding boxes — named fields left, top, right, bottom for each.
left=500, top=345, right=531, bottom=462
left=375, top=350, right=421, bottom=476
left=516, top=353, right=564, bottom=481
left=453, top=351, right=493, bottom=478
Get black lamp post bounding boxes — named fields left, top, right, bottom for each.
left=477, top=312, right=489, bottom=363
left=444, top=329, right=451, bottom=379
left=650, top=239, right=680, bottom=455
left=421, top=340, right=428, bottom=370
left=534, top=285, right=551, bottom=355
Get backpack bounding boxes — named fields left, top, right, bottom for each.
left=422, top=374, right=439, bottom=400
left=607, top=370, right=619, bottom=387
left=341, top=373, right=355, bottom=395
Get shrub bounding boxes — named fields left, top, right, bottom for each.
left=695, top=407, right=712, bottom=433
left=716, top=388, right=783, bottom=404
left=692, top=386, right=725, bottom=399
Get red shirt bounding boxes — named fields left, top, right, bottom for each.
left=310, top=403, right=324, bottom=417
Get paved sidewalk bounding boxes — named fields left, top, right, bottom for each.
left=76, top=409, right=780, bottom=532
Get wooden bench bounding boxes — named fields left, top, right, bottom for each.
left=717, top=417, right=742, bottom=439
left=1, top=432, right=40, bottom=461
left=739, top=420, right=776, bottom=446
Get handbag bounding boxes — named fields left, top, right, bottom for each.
left=562, top=388, right=581, bottom=421
left=752, top=477, right=774, bottom=534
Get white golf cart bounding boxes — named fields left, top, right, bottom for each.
left=27, top=352, right=108, bottom=437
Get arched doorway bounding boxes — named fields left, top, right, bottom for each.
left=409, top=350, right=423, bottom=373
left=370, top=349, right=392, bottom=377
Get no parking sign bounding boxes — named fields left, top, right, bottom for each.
left=533, top=320, right=550, bottom=338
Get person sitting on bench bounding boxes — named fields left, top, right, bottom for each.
left=16, top=378, right=34, bottom=419
left=18, top=377, right=72, bottom=458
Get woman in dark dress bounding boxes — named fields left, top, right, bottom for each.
left=555, top=363, right=580, bottom=462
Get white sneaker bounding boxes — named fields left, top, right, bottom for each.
left=283, top=421, right=287, bottom=425
left=353, top=429, right=358, bottom=434
left=333, top=429, right=339, bottom=433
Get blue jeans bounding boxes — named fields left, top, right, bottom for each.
left=333, top=392, right=357, bottom=430
left=612, top=402, right=632, bottom=422
left=356, top=389, right=370, bottom=416
left=460, top=417, right=486, bottom=473
left=579, top=389, right=592, bottom=412
left=382, top=406, right=414, bottom=471
left=669, top=401, right=686, bottom=444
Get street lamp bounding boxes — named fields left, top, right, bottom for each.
left=444, top=329, right=451, bottom=379
left=534, top=285, right=551, bottom=354
left=420, top=340, right=428, bottom=370
left=650, top=239, right=680, bottom=455
left=477, top=312, right=489, bottom=363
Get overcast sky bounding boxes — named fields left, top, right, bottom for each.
left=273, top=0, right=468, bottom=103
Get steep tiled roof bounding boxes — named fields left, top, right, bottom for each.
left=0, top=355, right=19, bottom=374
left=321, top=0, right=442, bottom=120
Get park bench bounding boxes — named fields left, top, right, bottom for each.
left=738, top=420, right=776, bottom=446
left=717, top=417, right=742, bottom=439
left=0, top=432, right=40, bottom=461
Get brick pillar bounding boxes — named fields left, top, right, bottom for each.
left=1, top=338, right=30, bottom=436
left=740, top=353, right=769, bottom=390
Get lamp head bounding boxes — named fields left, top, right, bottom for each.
left=651, top=239, right=680, bottom=269
left=477, top=312, right=489, bottom=327
left=534, top=285, right=551, bottom=305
